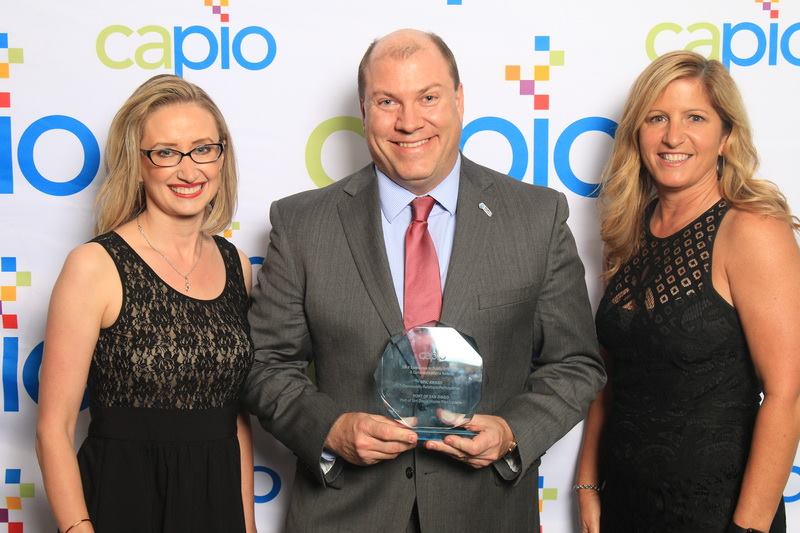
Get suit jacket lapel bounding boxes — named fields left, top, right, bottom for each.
left=441, top=157, right=496, bottom=328
left=337, top=166, right=405, bottom=336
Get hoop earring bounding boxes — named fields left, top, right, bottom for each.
left=716, top=155, right=725, bottom=180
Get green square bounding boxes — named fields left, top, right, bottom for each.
left=542, top=487, right=557, bottom=500
left=19, top=483, right=35, bottom=498
left=8, top=48, right=23, bottom=64
left=549, top=50, right=565, bottom=66
left=16, top=271, right=31, bottom=286
left=231, top=221, right=240, bottom=230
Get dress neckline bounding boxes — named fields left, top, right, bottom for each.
left=109, top=231, right=229, bottom=303
left=644, top=198, right=727, bottom=242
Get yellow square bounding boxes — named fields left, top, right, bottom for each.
left=1, top=285, right=16, bottom=301
left=0, top=63, right=9, bottom=78
left=221, top=0, right=229, bottom=5
left=6, top=496, right=22, bottom=510
left=534, top=65, right=550, bottom=81
left=505, top=65, right=521, bottom=81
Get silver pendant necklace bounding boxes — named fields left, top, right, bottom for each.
left=136, top=217, right=203, bottom=292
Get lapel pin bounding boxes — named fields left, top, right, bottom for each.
left=478, top=202, right=492, bottom=217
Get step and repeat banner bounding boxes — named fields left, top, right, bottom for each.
left=2, top=1, right=799, bottom=531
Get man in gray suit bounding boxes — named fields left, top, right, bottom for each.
left=243, top=29, right=605, bottom=532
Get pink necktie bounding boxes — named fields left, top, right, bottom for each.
left=404, top=196, right=442, bottom=374
left=403, top=196, right=442, bottom=333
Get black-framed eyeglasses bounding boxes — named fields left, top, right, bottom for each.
left=140, top=142, right=225, bottom=167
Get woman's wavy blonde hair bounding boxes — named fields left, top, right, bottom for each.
left=94, top=74, right=237, bottom=236
left=599, top=50, right=798, bottom=280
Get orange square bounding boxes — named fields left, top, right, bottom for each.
left=1, top=285, right=16, bottom=301
left=0, top=63, right=9, bottom=78
left=204, top=0, right=212, bottom=5
left=505, top=65, right=521, bottom=81
left=533, top=65, right=550, bottom=81
left=6, top=496, right=22, bottom=509
left=223, top=229, right=233, bottom=238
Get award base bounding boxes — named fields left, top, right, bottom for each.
left=415, top=427, right=477, bottom=441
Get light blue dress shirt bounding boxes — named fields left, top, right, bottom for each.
left=376, top=156, right=461, bottom=313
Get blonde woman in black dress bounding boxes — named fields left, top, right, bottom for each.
left=577, top=51, right=800, bottom=533
left=36, top=75, right=256, bottom=533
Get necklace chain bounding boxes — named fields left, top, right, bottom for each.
left=136, top=217, right=203, bottom=292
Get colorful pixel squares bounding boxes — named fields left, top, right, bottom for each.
left=505, top=35, right=564, bottom=111
left=1, top=258, right=31, bottom=330
left=223, top=221, right=241, bottom=239
left=204, top=0, right=230, bottom=22
left=1, top=469, right=34, bottom=530
left=755, top=0, right=780, bottom=18
left=537, top=475, right=558, bottom=513
left=0, top=32, right=24, bottom=81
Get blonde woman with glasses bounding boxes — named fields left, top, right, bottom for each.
left=36, top=75, right=256, bottom=533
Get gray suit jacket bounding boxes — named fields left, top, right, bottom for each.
left=243, top=156, right=605, bottom=532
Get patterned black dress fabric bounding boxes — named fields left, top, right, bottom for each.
left=76, top=232, right=253, bottom=533
left=596, top=200, right=785, bottom=533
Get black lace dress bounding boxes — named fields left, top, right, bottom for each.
left=76, top=232, right=253, bottom=533
left=596, top=200, right=785, bottom=532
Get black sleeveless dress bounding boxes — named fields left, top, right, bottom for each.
left=76, top=232, right=253, bottom=533
left=595, top=200, right=785, bottom=532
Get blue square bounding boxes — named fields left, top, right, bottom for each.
left=5, top=468, right=21, bottom=484
left=447, top=0, right=463, bottom=4
left=0, top=34, right=7, bottom=49
left=1, top=257, right=16, bottom=272
left=538, top=475, right=544, bottom=489
left=534, top=35, right=550, bottom=51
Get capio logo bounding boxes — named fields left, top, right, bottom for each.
left=2, top=256, right=37, bottom=414
left=96, top=1, right=277, bottom=77
left=645, top=0, right=800, bottom=68
left=417, top=351, right=445, bottom=362
left=305, top=35, right=615, bottom=198
left=1, top=32, right=100, bottom=196
left=1, top=256, right=89, bottom=413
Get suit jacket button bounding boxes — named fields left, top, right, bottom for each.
left=405, top=467, right=414, bottom=479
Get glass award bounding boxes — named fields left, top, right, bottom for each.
left=374, top=324, right=483, bottom=441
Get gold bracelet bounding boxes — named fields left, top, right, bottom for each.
left=573, top=482, right=601, bottom=492
left=62, top=517, right=92, bottom=533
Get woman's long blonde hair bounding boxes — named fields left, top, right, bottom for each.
left=94, top=74, right=237, bottom=235
left=599, top=50, right=798, bottom=280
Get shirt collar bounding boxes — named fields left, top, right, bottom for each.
left=377, top=155, right=461, bottom=223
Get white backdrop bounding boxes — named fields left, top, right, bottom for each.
left=2, top=1, right=799, bottom=531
